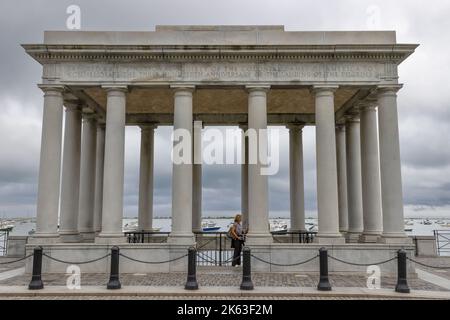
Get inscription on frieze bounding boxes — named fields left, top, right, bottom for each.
left=48, top=61, right=394, bottom=83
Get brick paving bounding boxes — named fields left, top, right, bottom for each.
left=1, top=257, right=449, bottom=292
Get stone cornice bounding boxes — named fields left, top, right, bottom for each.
left=22, top=44, right=418, bottom=65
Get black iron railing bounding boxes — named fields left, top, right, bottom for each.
left=434, top=230, right=450, bottom=256
left=0, top=227, right=10, bottom=256
left=124, top=231, right=170, bottom=244
left=124, top=230, right=318, bottom=266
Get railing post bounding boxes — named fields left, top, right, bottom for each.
left=317, top=247, right=332, bottom=291
left=107, top=246, right=121, bottom=290
left=395, top=249, right=410, bottom=293
left=28, top=246, right=44, bottom=290
left=240, top=247, right=254, bottom=290
left=185, top=247, right=199, bottom=290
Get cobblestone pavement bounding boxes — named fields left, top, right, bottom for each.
left=414, top=256, right=450, bottom=280
left=0, top=295, right=428, bottom=300
left=0, top=271, right=445, bottom=292
left=1, top=257, right=449, bottom=292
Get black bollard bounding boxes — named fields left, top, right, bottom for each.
left=317, top=247, right=332, bottom=291
left=28, top=247, right=44, bottom=290
left=107, top=246, right=121, bottom=290
left=240, top=247, right=254, bottom=290
left=185, top=247, right=199, bottom=290
left=395, top=249, right=410, bottom=293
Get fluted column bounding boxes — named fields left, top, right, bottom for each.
left=240, top=124, right=249, bottom=230
left=360, top=103, right=383, bottom=242
left=93, top=123, right=105, bottom=234
left=288, top=124, right=306, bottom=232
left=168, top=86, right=195, bottom=244
left=78, top=115, right=97, bottom=241
left=192, top=121, right=203, bottom=233
left=246, top=86, right=272, bottom=245
left=59, top=102, right=82, bottom=243
left=138, top=124, right=155, bottom=232
left=96, top=86, right=127, bottom=243
left=335, top=124, right=348, bottom=233
left=345, top=115, right=364, bottom=242
left=313, top=86, right=344, bottom=244
left=377, top=86, right=409, bottom=243
left=33, top=86, right=64, bottom=242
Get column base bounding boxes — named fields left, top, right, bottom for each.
left=167, top=233, right=196, bottom=246
left=28, top=233, right=60, bottom=244
left=245, top=233, right=273, bottom=246
left=359, top=233, right=382, bottom=243
left=79, top=231, right=96, bottom=242
left=315, top=234, right=345, bottom=244
left=58, top=232, right=81, bottom=243
left=381, top=233, right=412, bottom=244
left=95, top=233, right=128, bottom=244
left=345, top=232, right=362, bottom=243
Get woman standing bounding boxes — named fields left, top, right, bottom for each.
left=230, top=214, right=245, bottom=267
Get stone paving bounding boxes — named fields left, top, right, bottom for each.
left=1, top=257, right=449, bottom=293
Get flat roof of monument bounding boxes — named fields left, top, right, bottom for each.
left=42, top=25, right=398, bottom=45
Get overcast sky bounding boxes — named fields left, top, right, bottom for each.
left=0, top=0, right=449, bottom=219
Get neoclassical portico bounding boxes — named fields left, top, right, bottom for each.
left=24, top=26, right=417, bottom=272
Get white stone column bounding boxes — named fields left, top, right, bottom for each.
left=359, top=103, right=383, bottom=242
left=240, top=124, right=249, bottom=230
left=288, top=124, right=306, bottom=232
left=96, top=87, right=127, bottom=243
left=138, top=124, right=155, bottom=232
left=313, top=86, right=344, bottom=243
left=33, top=86, right=64, bottom=242
left=58, top=102, right=82, bottom=243
left=377, top=86, right=409, bottom=243
left=93, top=123, right=105, bottom=234
left=335, top=125, right=349, bottom=233
left=246, top=86, right=272, bottom=245
left=78, top=115, right=97, bottom=241
left=345, top=115, right=364, bottom=242
left=168, top=86, right=195, bottom=244
left=192, top=121, right=203, bottom=233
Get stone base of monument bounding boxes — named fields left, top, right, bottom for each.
left=24, top=243, right=415, bottom=275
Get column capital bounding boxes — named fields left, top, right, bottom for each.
left=344, top=113, right=360, bottom=123
left=82, top=113, right=98, bottom=121
left=286, top=123, right=305, bottom=131
left=139, top=123, right=157, bottom=131
left=102, top=85, right=128, bottom=95
left=376, top=84, right=403, bottom=96
left=38, top=84, right=65, bottom=96
left=171, top=85, right=195, bottom=95
left=64, top=100, right=83, bottom=112
left=335, top=124, right=346, bottom=132
left=357, top=100, right=378, bottom=112
left=193, top=120, right=204, bottom=129
left=245, top=85, right=271, bottom=94
left=311, top=85, right=339, bottom=96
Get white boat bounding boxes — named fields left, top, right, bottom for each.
left=123, top=221, right=161, bottom=232
left=404, top=220, right=414, bottom=226
left=0, top=220, right=14, bottom=231
left=423, top=219, right=432, bottom=225
left=270, top=220, right=288, bottom=233
left=202, top=220, right=221, bottom=232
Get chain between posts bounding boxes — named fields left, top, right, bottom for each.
left=0, top=254, right=34, bottom=265
left=328, top=255, right=398, bottom=267
left=42, top=253, right=111, bottom=265
left=250, top=254, right=319, bottom=267
left=119, top=252, right=188, bottom=264
left=407, top=257, right=450, bottom=270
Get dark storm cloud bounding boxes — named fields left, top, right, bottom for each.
left=1, top=0, right=450, bottom=217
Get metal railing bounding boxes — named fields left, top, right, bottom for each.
left=0, top=227, right=11, bottom=256
left=434, top=230, right=450, bottom=256
left=272, top=231, right=317, bottom=244
left=124, top=231, right=170, bottom=244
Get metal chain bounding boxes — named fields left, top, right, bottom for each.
left=119, top=252, right=188, bottom=264
left=0, top=253, right=34, bottom=265
left=407, top=257, right=450, bottom=270
left=250, top=254, right=319, bottom=267
left=42, top=253, right=111, bottom=265
left=328, top=255, right=397, bottom=267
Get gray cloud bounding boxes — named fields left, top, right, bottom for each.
left=1, top=0, right=450, bottom=218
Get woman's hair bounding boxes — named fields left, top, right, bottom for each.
left=234, top=214, right=242, bottom=222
